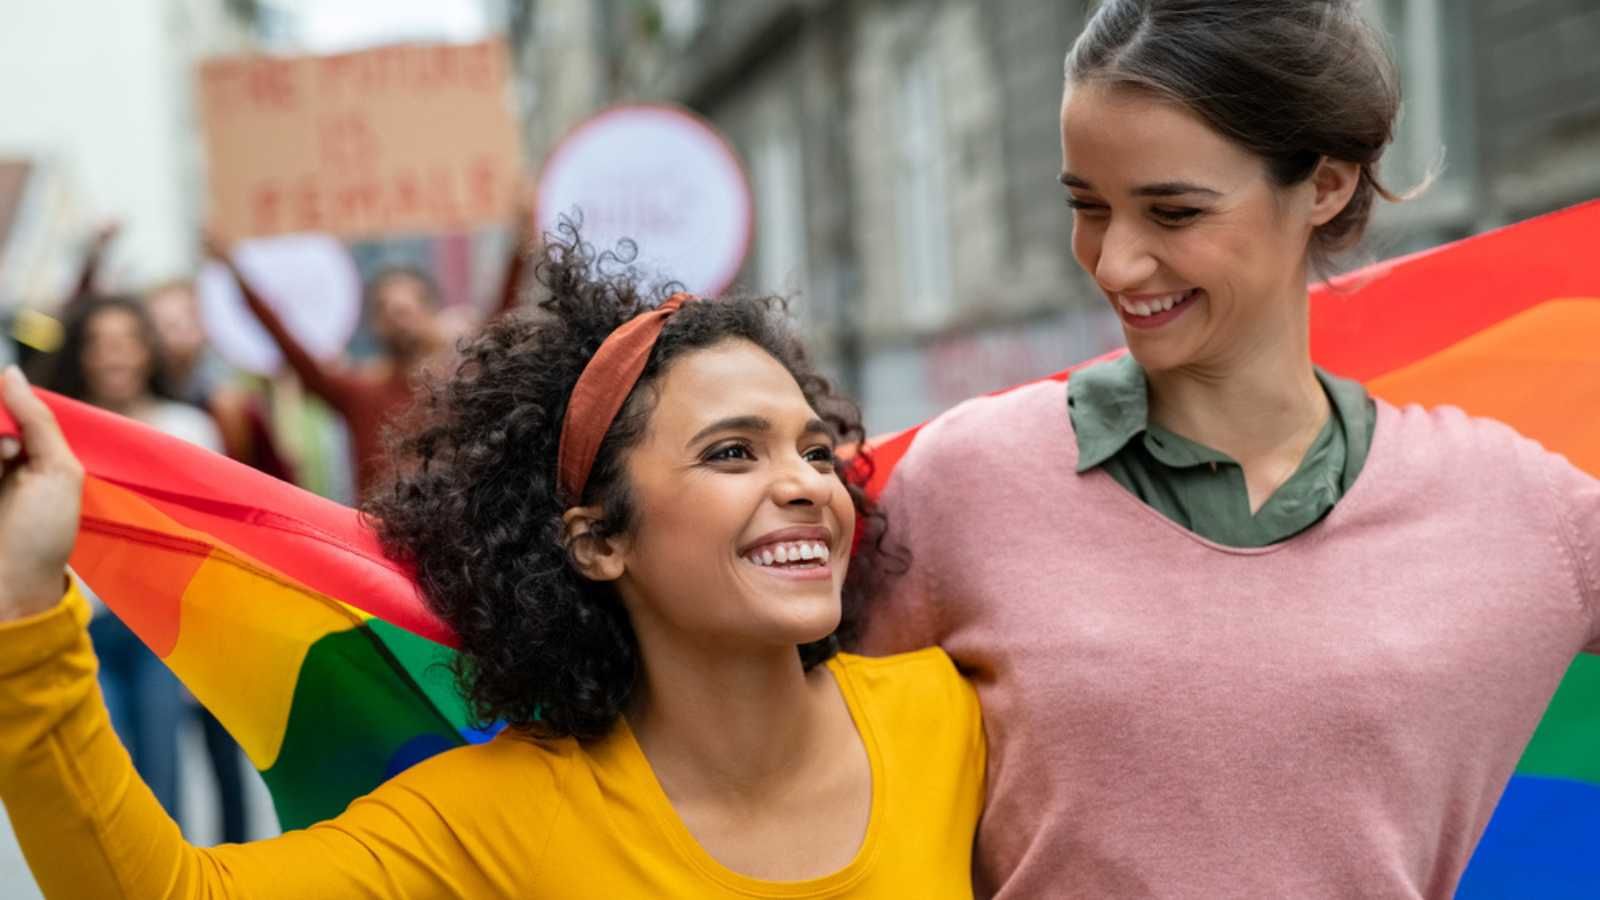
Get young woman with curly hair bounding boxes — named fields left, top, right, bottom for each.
left=0, top=229, right=984, bottom=898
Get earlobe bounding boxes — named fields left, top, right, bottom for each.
left=1308, top=157, right=1362, bottom=227
left=562, top=506, right=627, bottom=582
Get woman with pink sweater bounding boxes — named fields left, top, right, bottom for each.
left=860, top=2, right=1600, bottom=897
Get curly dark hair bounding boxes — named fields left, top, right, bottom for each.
left=36, top=294, right=176, bottom=404
left=367, top=223, right=889, bottom=742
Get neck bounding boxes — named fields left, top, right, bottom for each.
left=165, top=352, right=198, bottom=389
left=388, top=346, right=420, bottom=372
left=1144, top=292, right=1328, bottom=469
left=627, top=631, right=831, bottom=804
left=390, top=337, right=444, bottom=376
left=99, top=394, right=155, bottom=419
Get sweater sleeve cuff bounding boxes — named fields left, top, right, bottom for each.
left=0, top=576, right=92, bottom=679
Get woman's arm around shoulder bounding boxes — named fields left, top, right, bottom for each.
left=1543, top=447, right=1600, bottom=654
left=835, top=648, right=985, bottom=773
left=853, top=383, right=1058, bottom=657
left=1404, top=406, right=1600, bottom=654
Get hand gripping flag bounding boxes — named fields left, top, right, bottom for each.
left=41, top=398, right=491, bottom=830
left=11, top=199, right=1597, bottom=892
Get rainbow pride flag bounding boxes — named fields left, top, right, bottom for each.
left=29, top=199, right=1600, bottom=893
left=53, top=398, right=486, bottom=830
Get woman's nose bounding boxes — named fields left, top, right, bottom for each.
left=772, top=456, right=834, bottom=507
left=1094, top=219, right=1158, bottom=293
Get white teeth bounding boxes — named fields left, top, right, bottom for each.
left=747, top=540, right=832, bottom=568
left=1119, top=291, right=1191, bottom=317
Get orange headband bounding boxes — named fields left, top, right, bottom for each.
left=557, top=292, right=695, bottom=505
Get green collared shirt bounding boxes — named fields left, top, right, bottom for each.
left=1068, top=353, right=1376, bottom=548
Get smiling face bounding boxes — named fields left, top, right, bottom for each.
left=145, top=283, right=207, bottom=368
left=1059, top=80, right=1325, bottom=374
left=83, top=306, right=157, bottom=410
left=370, top=272, right=440, bottom=358
left=600, top=338, right=856, bottom=656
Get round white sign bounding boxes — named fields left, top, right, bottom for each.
left=536, top=105, right=753, bottom=297
left=196, top=234, right=363, bottom=376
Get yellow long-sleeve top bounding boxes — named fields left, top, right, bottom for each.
left=0, top=584, right=985, bottom=899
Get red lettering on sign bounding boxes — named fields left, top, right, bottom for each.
left=315, top=55, right=359, bottom=97
left=202, top=40, right=518, bottom=239
left=291, top=177, right=323, bottom=232
left=467, top=157, right=499, bottom=217
left=332, top=180, right=382, bottom=230
left=371, top=46, right=404, bottom=94
left=441, top=171, right=463, bottom=223
left=432, top=45, right=460, bottom=89
left=250, top=183, right=283, bottom=234
left=246, top=59, right=298, bottom=110
left=317, top=113, right=381, bottom=174
left=459, top=42, right=495, bottom=92
left=391, top=170, right=422, bottom=221
left=201, top=62, right=248, bottom=113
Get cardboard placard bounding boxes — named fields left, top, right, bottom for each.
left=199, top=40, right=523, bottom=240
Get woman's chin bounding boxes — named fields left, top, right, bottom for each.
left=1122, top=334, right=1199, bottom=375
left=770, top=601, right=843, bottom=648
left=89, top=384, right=146, bottom=409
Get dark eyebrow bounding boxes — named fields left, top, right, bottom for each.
left=688, top=415, right=832, bottom=448
left=1059, top=172, right=1220, bottom=199
left=1131, top=181, right=1221, bottom=198
left=801, top=418, right=834, bottom=441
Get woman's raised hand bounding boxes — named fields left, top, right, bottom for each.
left=0, top=367, right=83, bottom=621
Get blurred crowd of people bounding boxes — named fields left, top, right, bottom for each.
left=14, top=208, right=534, bottom=842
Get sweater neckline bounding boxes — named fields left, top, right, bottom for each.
left=1063, top=384, right=1399, bottom=557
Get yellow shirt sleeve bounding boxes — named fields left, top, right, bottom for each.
left=0, top=581, right=537, bottom=899
left=0, top=584, right=980, bottom=898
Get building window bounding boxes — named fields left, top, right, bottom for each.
left=752, top=112, right=811, bottom=316
left=657, top=0, right=705, bottom=47
left=1368, top=0, right=1476, bottom=236
left=893, top=43, right=953, bottom=327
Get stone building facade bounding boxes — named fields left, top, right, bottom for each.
left=516, top=0, right=1600, bottom=431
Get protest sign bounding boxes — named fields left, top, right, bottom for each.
left=195, top=234, right=361, bottom=376
left=199, top=40, right=523, bottom=240
left=537, top=105, right=753, bottom=297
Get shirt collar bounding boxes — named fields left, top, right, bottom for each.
left=1318, top=367, right=1374, bottom=492
left=1068, top=352, right=1372, bottom=478
left=1067, top=353, right=1148, bottom=472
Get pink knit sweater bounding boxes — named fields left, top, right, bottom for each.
left=860, top=378, right=1600, bottom=899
